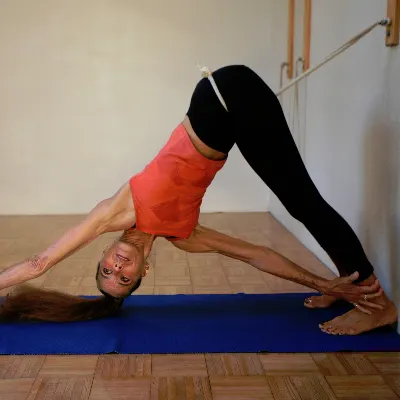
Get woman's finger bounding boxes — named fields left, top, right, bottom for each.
left=345, top=272, right=359, bottom=283
left=364, top=288, right=384, bottom=299
left=360, top=279, right=381, bottom=293
left=352, top=302, right=372, bottom=314
left=358, top=300, right=384, bottom=310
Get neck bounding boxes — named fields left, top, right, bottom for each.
left=119, top=228, right=155, bottom=248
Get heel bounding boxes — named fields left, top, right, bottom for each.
left=389, top=320, right=398, bottom=331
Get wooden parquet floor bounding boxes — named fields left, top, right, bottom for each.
left=0, top=212, right=398, bottom=399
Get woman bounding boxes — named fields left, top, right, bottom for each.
left=0, top=65, right=396, bottom=335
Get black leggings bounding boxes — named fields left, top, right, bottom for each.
left=187, top=65, right=374, bottom=283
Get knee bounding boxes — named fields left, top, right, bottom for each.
left=284, top=194, right=327, bottom=223
left=284, top=201, right=310, bottom=222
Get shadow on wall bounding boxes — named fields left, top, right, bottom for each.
left=361, top=92, right=399, bottom=305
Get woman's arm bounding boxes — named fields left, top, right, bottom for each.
left=0, top=182, right=136, bottom=291
left=170, top=224, right=382, bottom=308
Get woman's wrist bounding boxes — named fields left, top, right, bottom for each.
left=316, top=279, right=331, bottom=295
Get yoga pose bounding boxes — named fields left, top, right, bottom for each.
left=0, top=65, right=396, bottom=335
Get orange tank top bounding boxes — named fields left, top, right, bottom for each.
left=129, top=123, right=226, bottom=239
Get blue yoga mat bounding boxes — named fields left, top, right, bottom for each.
left=0, top=293, right=399, bottom=355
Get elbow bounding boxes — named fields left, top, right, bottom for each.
left=91, top=198, right=118, bottom=235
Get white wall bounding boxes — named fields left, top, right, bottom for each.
left=0, top=0, right=288, bottom=215
left=271, top=0, right=400, bottom=306
left=4, top=1, right=398, bottom=308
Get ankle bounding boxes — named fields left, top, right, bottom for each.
left=357, top=273, right=377, bottom=287
left=358, top=274, right=389, bottom=306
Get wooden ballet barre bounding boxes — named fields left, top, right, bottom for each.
left=197, top=16, right=393, bottom=108
left=275, top=18, right=391, bottom=97
left=302, top=0, right=312, bottom=71
left=287, top=0, right=295, bottom=79
left=386, top=0, right=400, bottom=46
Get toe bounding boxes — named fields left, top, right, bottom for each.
left=305, top=295, right=337, bottom=309
left=323, top=320, right=344, bottom=335
left=319, top=323, right=333, bottom=334
left=335, top=325, right=355, bottom=335
left=330, top=325, right=345, bottom=335
left=305, top=295, right=323, bottom=306
left=326, top=325, right=336, bottom=334
left=321, top=326, right=334, bottom=335
left=337, top=327, right=347, bottom=335
left=304, top=297, right=315, bottom=307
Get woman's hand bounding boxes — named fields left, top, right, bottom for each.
left=0, top=256, right=44, bottom=292
left=324, top=272, right=384, bottom=314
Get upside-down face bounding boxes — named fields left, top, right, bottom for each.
left=96, top=240, right=148, bottom=298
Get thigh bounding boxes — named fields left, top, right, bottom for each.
left=186, top=78, right=236, bottom=154
left=233, top=70, right=322, bottom=204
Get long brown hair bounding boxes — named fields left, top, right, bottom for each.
left=0, top=285, right=124, bottom=323
left=0, top=261, right=144, bottom=323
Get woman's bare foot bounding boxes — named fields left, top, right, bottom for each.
left=319, top=273, right=397, bottom=335
left=319, top=299, right=397, bottom=335
left=304, top=294, right=337, bottom=309
left=305, top=273, right=349, bottom=309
